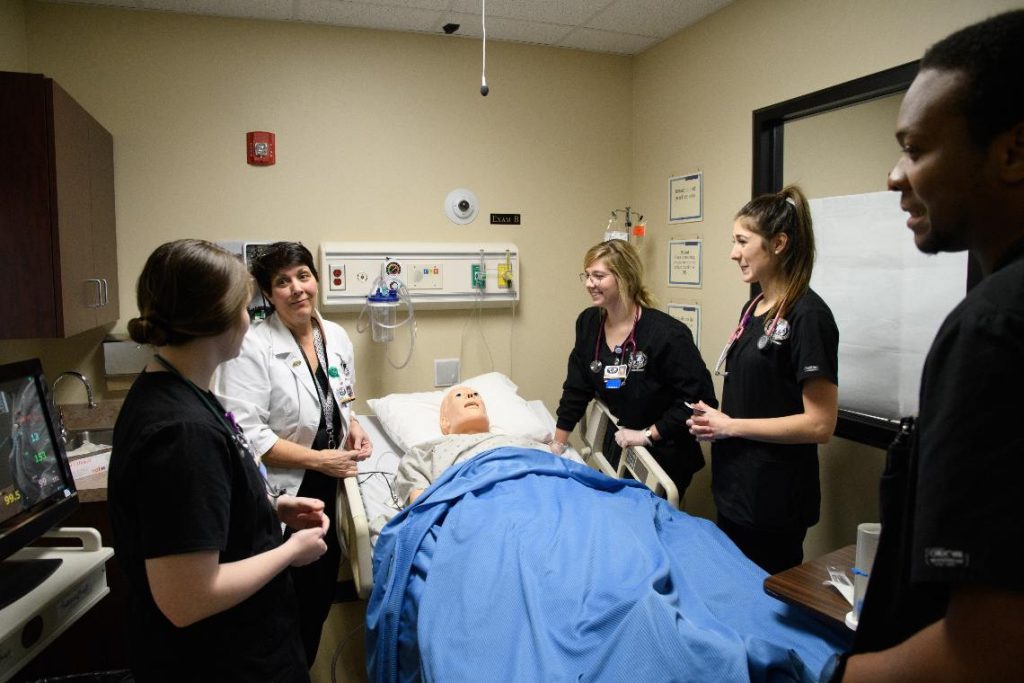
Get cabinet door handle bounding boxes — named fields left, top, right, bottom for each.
left=100, top=278, right=109, bottom=306
left=86, top=278, right=104, bottom=308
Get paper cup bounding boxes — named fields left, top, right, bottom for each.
left=852, top=522, right=881, bottom=620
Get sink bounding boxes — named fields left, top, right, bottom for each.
left=64, top=427, right=115, bottom=451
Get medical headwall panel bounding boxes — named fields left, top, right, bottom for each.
left=319, top=242, right=519, bottom=310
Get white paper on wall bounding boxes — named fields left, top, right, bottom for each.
left=809, top=192, right=967, bottom=420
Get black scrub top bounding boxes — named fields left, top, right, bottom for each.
left=711, top=289, right=838, bottom=532
left=556, top=306, right=717, bottom=484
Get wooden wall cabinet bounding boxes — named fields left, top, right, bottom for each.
left=1, top=71, right=118, bottom=340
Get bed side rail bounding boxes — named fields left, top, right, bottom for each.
left=577, top=399, right=681, bottom=509
left=578, top=398, right=617, bottom=478
left=337, top=476, right=373, bottom=600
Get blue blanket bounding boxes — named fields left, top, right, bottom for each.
left=367, top=447, right=847, bottom=682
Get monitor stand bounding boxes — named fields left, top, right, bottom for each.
left=0, top=558, right=63, bottom=611
left=0, top=529, right=114, bottom=682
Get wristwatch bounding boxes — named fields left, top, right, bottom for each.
left=642, top=428, right=653, bottom=444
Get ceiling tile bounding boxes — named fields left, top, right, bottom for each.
left=557, top=26, right=656, bottom=55
left=586, top=0, right=730, bottom=37
left=34, top=0, right=736, bottom=55
left=449, top=0, right=613, bottom=25
left=436, top=11, right=574, bottom=44
left=139, top=0, right=294, bottom=21
left=295, top=0, right=442, bottom=31
left=36, top=0, right=139, bottom=8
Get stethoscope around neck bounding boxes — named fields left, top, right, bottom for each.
left=589, top=306, right=641, bottom=374
left=713, top=293, right=786, bottom=376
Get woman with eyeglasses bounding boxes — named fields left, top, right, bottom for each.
left=212, top=241, right=371, bottom=668
left=109, top=240, right=328, bottom=681
left=552, top=239, right=716, bottom=500
left=687, top=186, right=838, bottom=574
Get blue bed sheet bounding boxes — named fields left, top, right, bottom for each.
left=367, top=447, right=847, bottom=682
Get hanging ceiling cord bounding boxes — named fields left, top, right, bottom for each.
left=480, top=0, right=489, bottom=96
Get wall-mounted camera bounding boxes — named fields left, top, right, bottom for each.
left=445, top=188, right=479, bottom=225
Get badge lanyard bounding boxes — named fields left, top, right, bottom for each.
left=153, top=354, right=283, bottom=499
left=297, top=322, right=342, bottom=450
left=713, top=294, right=787, bottom=376
left=590, top=306, right=640, bottom=389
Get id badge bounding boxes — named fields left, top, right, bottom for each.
left=603, top=364, right=628, bottom=389
left=336, top=382, right=356, bottom=405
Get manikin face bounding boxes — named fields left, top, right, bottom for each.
left=582, top=257, right=622, bottom=309
left=888, top=68, right=989, bottom=255
left=439, top=385, right=489, bottom=435
left=266, top=264, right=318, bottom=331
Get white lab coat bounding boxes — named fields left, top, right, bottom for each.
left=212, top=310, right=356, bottom=498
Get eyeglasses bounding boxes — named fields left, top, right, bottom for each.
left=579, top=271, right=610, bottom=284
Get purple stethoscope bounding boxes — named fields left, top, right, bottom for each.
left=713, top=293, right=787, bottom=376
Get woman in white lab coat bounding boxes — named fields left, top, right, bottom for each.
left=213, top=241, right=371, bottom=668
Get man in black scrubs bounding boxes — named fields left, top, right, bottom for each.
left=826, top=10, right=1024, bottom=682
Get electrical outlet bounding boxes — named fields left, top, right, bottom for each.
left=434, top=358, right=460, bottom=387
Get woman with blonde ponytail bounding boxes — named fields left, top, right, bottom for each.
left=688, top=185, right=839, bottom=574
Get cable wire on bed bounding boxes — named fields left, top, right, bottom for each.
left=357, top=471, right=403, bottom=510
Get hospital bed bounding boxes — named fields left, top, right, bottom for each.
left=335, top=373, right=675, bottom=600
left=343, top=373, right=846, bottom=681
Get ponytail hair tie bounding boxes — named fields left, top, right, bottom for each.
left=785, top=196, right=796, bottom=207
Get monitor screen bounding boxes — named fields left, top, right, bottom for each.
left=0, top=359, right=79, bottom=608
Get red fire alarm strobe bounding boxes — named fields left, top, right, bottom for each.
left=247, top=131, right=275, bottom=166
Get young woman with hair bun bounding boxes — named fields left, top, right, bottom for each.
left=110, top=239, right=327, bottom=681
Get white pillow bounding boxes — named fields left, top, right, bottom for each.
left=367, top=372, right=552, bottom=452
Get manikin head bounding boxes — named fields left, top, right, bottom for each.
left=439, top=385, right=490, bottom=435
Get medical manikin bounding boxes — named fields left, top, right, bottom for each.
left=395, top=385, right=559, bottom=503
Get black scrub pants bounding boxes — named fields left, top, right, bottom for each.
left=286, top=468, right=341, bottom=667
left=717, top=515, right=806, bottom=575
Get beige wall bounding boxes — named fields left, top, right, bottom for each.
left=5, top=2, right=631, bottom=409
left=632, top=0, right=1019, bottom=555
left=3, top=0, right=1018, bottom=553
left=0, top=0, right=28, bottom=70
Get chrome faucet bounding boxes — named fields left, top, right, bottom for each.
left=52, top=371, right=97, bottom=446
left=53, top=371, right=97, bottom=409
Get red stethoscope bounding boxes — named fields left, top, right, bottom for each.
left=590, top=306, right=641, bottom=374
left=713, top=293, right=787, bottom=376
